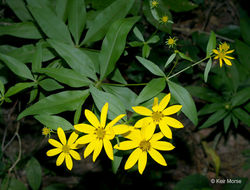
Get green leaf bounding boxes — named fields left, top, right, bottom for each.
left=82, top=0, right=135, bottom=44
left=39, top=78, right=64, bottom=91
left=142, top=44, right=151, bottom=58
left=146, top=35, right=160, bottom=44
left=133, top=26, right=144, bottom=41
left=0, top=22, right=42, bottom=39
left=90, top=86, right=126, bottom=121
left=39, top=68, right=92, bottom=88
left=26, top=157, right=42, bottom=190
left=48, top=39, right=96, bottom=80
left=28, top=5, right=73, bottom=45
left=18, top=90, right=89, bottom=119
left=74, top=104, right=83, bottom=125
left=178, top=52, right=193, bottom=62
left=240, top=18, right=250, bottom=45
left=29, top=88, right=38, bottom=103
left=198, top=103, right=224, bottom=116
left=6, top=0, right=33, bottom=21
left=162, top=0, right=198, bottom=12
left=99, top=17, right=139, bottom=80
left=223, top=114, right=231, bottom=133
left=168, top=80, right=198, bottom=125
left=34, top=115, right=73, bottom=130
left=136, top=56, right=166, bottom=77
left=135, top=78, right=166, bottom=105
left=165, top=53, right=176, bottom=68
left=206, top=31, right=216, bottom=57
left=0, top=53, right=34, bottom=80
left=112, top=149, right=123, bottom=174
left=204, top=58, right=212, bottom=82
left=232, top=108, right=250, bottom=127
left=174, top=174, right=210, bottom=190
left=102, top=85, right=137, bottom=111
left=235, top=40, right=250, bottom=72
left=231, top=87, right=250, bottom=107
left=0, top=80, right=5, bottom=95
left=55, top=0, right=68, bottom=21
left=5, top=82, right=35, bottom=97
left=110, top=68, right=127, bottom=84
left=8, top=178, right=28, bottom=190
left=232, top=114, right=239, bottom=128
left=68, top=0, right=86, bottom=45
left=32, top=42, right=42, bottom=72
left=199, top=109, right=228, bottom=129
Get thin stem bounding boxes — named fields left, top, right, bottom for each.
left=167, top=54, right=179, bottom=77
left=102, top=83, right=147, bottom=87
left=167, top=57, right=209, bottom=80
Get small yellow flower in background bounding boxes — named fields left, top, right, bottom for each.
left=42, top=127, right=51, bottom=136
left=212, top=42, right=235, bottom=67
left=74, top=103, right=129, bottom=162
left=46, top=127, right=81, bottom=170
left=160, top=16, right=169, bottom=24
left=150, top=0, right=159, bottom=8
left=132, top=93, right=184, bottom=139
left=166, top=36, right=177, bottom=48
left=114, top=128, right=175, bottom=174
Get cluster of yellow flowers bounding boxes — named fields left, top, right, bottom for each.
left=46, top=93, right=184, bottom=174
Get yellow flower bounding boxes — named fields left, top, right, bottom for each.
left=213, top=42, right=235, bottom=67
left=166, top=36, right=177, bottom=48
left=150, top=0, right=159, bottom=8
left=132, top=93, right=183, bottom=139
left=46, top=128, right=81, bottom=170
left=114, top=128, right=175, bottom=174
left=74, top=103, right=128, bottom=162
left=160, top=16, right=168, bottom=24
left=42, top=127, right=51, bottom=136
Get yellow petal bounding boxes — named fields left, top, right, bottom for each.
left=150, top=132, right=164, bottom=142
left=122, top=129, right=141, bottom=142
left=103, top=138, right=113, bottom=160
left=74, top=123, right=95, bottom=133
left=68, top=131, right=79, bottom=146
left=141, top=122, right=156, bottom=141
left=93, top=139, right=103, bottom=162
left=225, top=49, right=234, bottom=54
left=104, top=126, right=115, bottom=140
left=56, top=153, right=65, bottom=166
left=152, top=97, right=159, bottom=112
left=219, top=58, right=223, bottom=67
left=165, top=117, right=184, bottom=128
left=134, top=117, right=152, bottom=128
left=162, top=105, right=182, bottom=115
left=132, top=106, right=152, bottom=116
left=75, top=134, right=95, bottom=145
left=112, top=124, right=129, bottom=135
left=85, top=109, right=100, bottom=128
left=65, top=154, right=73, bottom=170
left=46, top=148, right=62, bottom=157
left=148, top=148, right=167, bottom=166
left=48, top=139, right=62, bottom=148
left=124, top=148, right=141, bottom=170
left=106, top=114, right=125, bottom=128
left=212, top=49, right=219, bottom=54
left=69, top=150, right=81, bottom=160
left=225, top=55, right=234, bottom=60
left=214, top=56, right=219, bottom=59
left=158, top=93, right=171, bottom=111
left=224, top=58, right=232, bottom=66
left=138, top=151, right=147, bottom=174
left=114, top=141, right=138, bottom=150
left=100, top=103, right=108, bottom=127
left=151, top=141, right=175, bottom=151
left=159, top=120, right=172, bottom=139
left=84, top=140, right=96, bottom=158
left=57, top=127, right=66, bottom=145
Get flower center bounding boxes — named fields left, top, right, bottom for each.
left=152, top=111, right=164, bottom=123
left=218, top=51, right=226, bottom=59
left=62, top=145, right=70, bottom=153
left=139, top=140, right=151, bottom=152
left=95, top=128, right=106, bottom=139
left=161, top=16, right=168, bottom=23
left=152, top=1, right=158, bottom=6
left=168, top=38, right=175, bottom=45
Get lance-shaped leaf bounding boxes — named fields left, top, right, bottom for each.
left=34, top=115, right=74, bottom=130
left=55, top=0, right=68, bottom=22
left=204, top=58, right=212, bottom=82
left=6, top=0, right=33, bottom=21
left=0, top=53, right=34, bottom=80
left=5, top=82, right=35, bottom=97
left=68, top=0, right=86, bottom=45
left=0, top=22, right=42, bottom=39
left=136, top=56, right=166, bottom=77
left=135, top=78, right=166, bottom=105
left=168, top=80, right=198, bottom=125
left=90, top=86, right=126, bottom=121
left=48, top=39, right=96, bottom=80
left=28, top=5, right=73, bottom=45
left=39, top=67, right=92, bottom=88
left=82, top=0, right=135, bottom=44
left=39, top=78, right=64, bottom=91
left=206, top=31, right=216, bottom=57
left=165, top=53, right=176, bottom=68
left=99, top=17, right=139, bottom=80
left=26, top=157, right=42, bottom=190
left=231, top=87, right=250, bottom=107
left=18, top=90, right=89, bottom=119
left=233, top=108, right=250, bottom=127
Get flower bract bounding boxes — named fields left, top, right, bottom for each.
left=114, top=128, right=175, bottom=174
left=132, top=93, right=184, bottom=139
left=46, top=127, right=81, bottom=170
left=74, top=103, right=128, bottom=162
left=213, top=42, right=235, bottom=67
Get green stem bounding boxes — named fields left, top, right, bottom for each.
left=102, top=83, right=147, bottom=87
left=167, top=54, right=179, bottom=77
left=167, top=57, right=209, bottom=80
